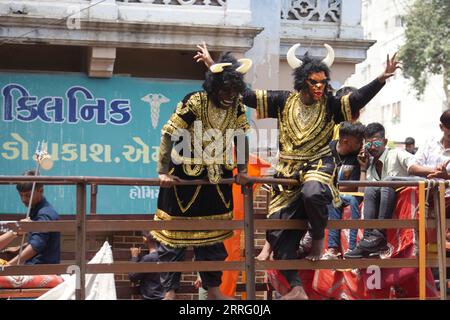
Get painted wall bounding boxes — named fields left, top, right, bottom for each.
left=0, top=72, right=202, bottom=215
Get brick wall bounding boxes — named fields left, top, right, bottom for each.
left=253, top=186, right=271, bottom=300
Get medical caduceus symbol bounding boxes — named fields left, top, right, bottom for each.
left=141, top=93, right=170, bottom=129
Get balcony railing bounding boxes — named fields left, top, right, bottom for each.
left=281, top=0, right=341, bottom=23
left=0, top=175, right=448, bottom=300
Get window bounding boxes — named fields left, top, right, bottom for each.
left=392, top=101, right=401, bottom=124
left=395, top=15, right=404, bottom=27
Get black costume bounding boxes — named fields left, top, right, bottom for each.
left=242, top=79, right=385, bottom=286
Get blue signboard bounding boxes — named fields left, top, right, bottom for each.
left=0, top=72, right=202, bottom=215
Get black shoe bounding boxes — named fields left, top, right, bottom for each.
left=343, top=246, right=369, bottom=259
left=358, top=235, right=387, bottom=250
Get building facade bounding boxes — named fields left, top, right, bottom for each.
left=346, top=0, right=447, bottom=147
left=0, top=0, right=374, bottom=164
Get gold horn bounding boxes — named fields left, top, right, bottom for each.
left=286, top=43, right=303, bottom=69
left=236, top=58, right=253, bottom=74
left=210, top=62, right=232, bottom=73
left=321, top=43, right=335, bottom=68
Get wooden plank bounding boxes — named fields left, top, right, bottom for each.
left=243, top=184, right=256, bottom=300
left=255, top=258, right=442, bottom=271
left=85, top=220, right=244, bottom=231
left=83, top=219, right=427, bottom=232
left=0, top=218, right=434, bottom=233
left=75, top=183, right=86, bottom=300
left=1, top=258, right=449, bottom=277
left=0, top=264, right=73, bottom=276
left=86, top=261, right=245, bottom=273
left=0, top=220, right=76, bottom=232
left=438, top=182, right=447, bottom=300
left=255, top=219, right=422, bottom=230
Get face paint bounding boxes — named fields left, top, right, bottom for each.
left=217, top=87, right=238, bottom=109
left=306, top=71, right=328, bottom=101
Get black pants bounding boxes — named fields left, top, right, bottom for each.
left=363, top=186, right=397, bottom=238
left=267, top=181, right=332, bottom=287
left=157, top=242, right=228, bottom=292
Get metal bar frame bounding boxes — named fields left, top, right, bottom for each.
left=1, top=175, right=449, bottom=300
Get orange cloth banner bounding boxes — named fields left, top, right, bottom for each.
left=267, top=187, right=440, bottom=299
left=220, top=155, right=271, bottom=297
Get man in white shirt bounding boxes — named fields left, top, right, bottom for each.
left=408, top=111, right=450, bottom=247
left=408, top=110, right=450, bottom=182
left=345, top=123, right=415, bottom=258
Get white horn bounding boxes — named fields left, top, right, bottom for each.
left=236, top=58, right=253, bottom=74
left=322, top=43, right=335, bottom=68
left=210, top=62, right=232, bottom=73
left=286, top=43, right=303, bottom=69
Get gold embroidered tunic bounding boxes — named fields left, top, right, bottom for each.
left=242, top=79, right=385, bottom=213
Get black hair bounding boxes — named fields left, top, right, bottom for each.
left=293, top=53, right=331, bottom=92
left=16, top=170, right=42, bottom=193
left=202, top=52, right=246, bottom=107
left=440, top=110, right=450, bottom=128
left=404, top=137, right=415, bottom=145
left=339, top=121, right=365, bottom=141
left=364, top=122, right=385, bottom=139
left=335, top=86, right=357, bottom=99
left=141, top=231, right=156, bottom=242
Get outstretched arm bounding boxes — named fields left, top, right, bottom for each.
left=337, top=52, right=401, bottom=121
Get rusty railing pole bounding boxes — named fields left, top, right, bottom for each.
left=90, top=183, right=97, bottom=214
left=243, top=182, right=255, bottom=300
left=75, top=183, right=87, bottom=300
left=88, top=184, right=98, bottom=250
left=436, top=182, right=448, bottom=300
left=418, top=181, right=426, bottom=300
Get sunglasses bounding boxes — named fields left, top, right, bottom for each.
left=364, top=140, right=384, bottom=149
left=306, top=79, right=328, bottom=86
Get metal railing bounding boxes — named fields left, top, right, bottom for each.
left=0, top=175, right=448, bottom=300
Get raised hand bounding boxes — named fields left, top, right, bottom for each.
left=193, top=41, right=214, bottom=68
left=378, top=52, right=401, bottom=83
left=357, top=147, right=369, bottom=171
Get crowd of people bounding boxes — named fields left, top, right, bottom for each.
left=1, top=42, right=449, bottom=300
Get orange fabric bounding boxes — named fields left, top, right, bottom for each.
left=267, top=187, right=440, bottom=299
left=0, top=275, right=63, bottom=289
left=220, top=154, right=271, bottom=297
